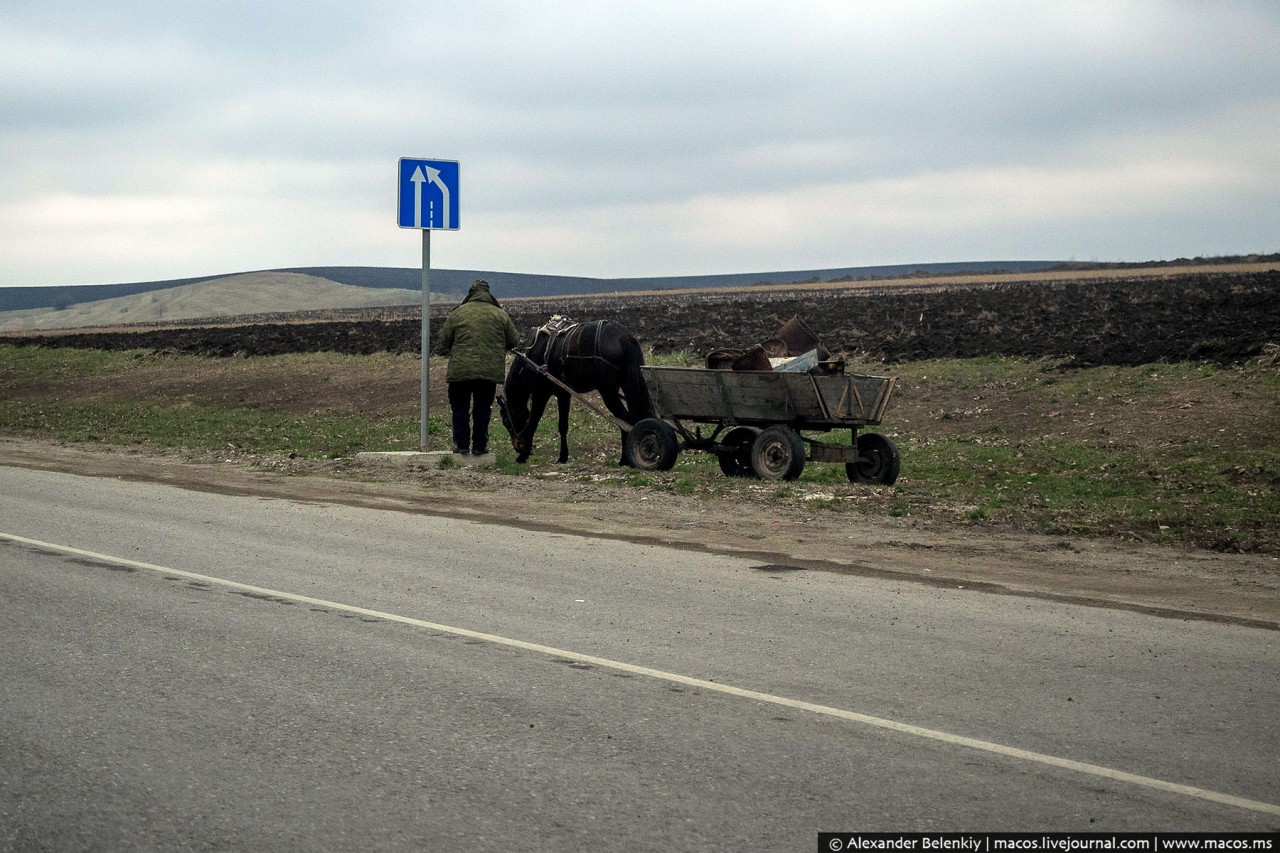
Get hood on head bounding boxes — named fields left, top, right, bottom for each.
left=462, top=279, right=499, bottom=306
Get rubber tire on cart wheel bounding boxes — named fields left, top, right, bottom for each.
left=625, top=418, right=679, bottom=471
left=750, top=426, right=806, bottom=481
left=716, top=426, right=760, bottom=477
left=848, top=432, right=900, bottom=485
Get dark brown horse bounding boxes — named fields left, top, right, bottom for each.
left=498, top=318, right=652, bottom=463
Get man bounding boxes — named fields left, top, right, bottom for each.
left=435, top=279, right=521, bottom=456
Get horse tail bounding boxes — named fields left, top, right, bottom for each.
left=620, top=337, right=654, bottom=423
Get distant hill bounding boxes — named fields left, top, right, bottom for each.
left=276, top=261, right=1079, bottom=299
left=0, top=260, right=1069, bottom=318
left=0, top=272, right=420, bottom=331
left=290, top=255, right=1276, bottom=297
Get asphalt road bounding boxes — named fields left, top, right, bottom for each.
left=1, top=464, right=1277, bottom=850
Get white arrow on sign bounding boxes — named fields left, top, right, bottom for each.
left=410, top=165, right=451, bottom=229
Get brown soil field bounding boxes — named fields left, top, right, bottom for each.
left=3, top=264, right=1278, bottom=368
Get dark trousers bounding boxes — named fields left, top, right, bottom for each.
left=447, top=379, right=497, bottom=454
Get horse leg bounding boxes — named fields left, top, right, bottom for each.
left=555, top=391, right=571, bottom=463
left=519, top=387, right=552, bottom=463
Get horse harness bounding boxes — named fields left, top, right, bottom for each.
left=526, top=315, right=608, bottom=376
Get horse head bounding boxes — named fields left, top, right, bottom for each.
left=496, top=392, right=523, bottom=453
left=499, top=357, right=534, bottom=459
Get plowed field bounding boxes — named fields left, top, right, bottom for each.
left=4, top=269, right=1277, bottom=367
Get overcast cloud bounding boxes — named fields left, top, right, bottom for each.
left=2, top=0, right=1278, bottom=286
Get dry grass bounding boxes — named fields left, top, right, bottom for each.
left=2, top=345, right=1277, bottom=553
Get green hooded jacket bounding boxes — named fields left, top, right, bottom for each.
left=435, top=281, right=521, bottom=383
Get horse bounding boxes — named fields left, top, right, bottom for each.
left=498, top=317, right=653, bottom=464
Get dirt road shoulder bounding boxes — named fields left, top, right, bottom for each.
left=4, top=437, right=1277, bottom=630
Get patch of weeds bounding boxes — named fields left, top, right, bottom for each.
left=646, top=349, right=701, bottom=366
left=0, top=398, right=416, bottom=458
left=800, top=462, right=851, bottom=486
left=492, top=458, right=527, bottom=476
left=674, top=477, right=697, bottom=495
left=966, top=505, right=990, bottom=522
left=0, top=344, right=144, bottom=382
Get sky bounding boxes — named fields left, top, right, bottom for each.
left=2, top=1, right=1279, bottom=288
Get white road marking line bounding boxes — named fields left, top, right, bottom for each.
left=6, top=530, right=1278, bottom=818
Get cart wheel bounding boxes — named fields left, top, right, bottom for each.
left=750, top=426, right=806, bottom=481
left=716, top=426, right=760, bottom=477
left=847, top=432, right=900, bottom=485
left=625, top=418, right=679, bottom=471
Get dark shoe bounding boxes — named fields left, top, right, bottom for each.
left=453, top=447, right=470, bottom=455
left=472, top=447, right=488, bottom=456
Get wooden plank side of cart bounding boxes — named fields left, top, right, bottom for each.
left=640, top=366, right=896, bottom=428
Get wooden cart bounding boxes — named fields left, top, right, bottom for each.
left=625, top=366, right=901, bottom=483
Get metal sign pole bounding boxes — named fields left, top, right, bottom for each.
left=399, top=156, right=457, bottom=452
left=420, top=228, right=431, bottom=450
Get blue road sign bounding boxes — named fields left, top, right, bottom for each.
left=397, top=158, right=459, bottom=230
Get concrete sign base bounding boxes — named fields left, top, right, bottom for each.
left=355, top=451, right=496, bottom=468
